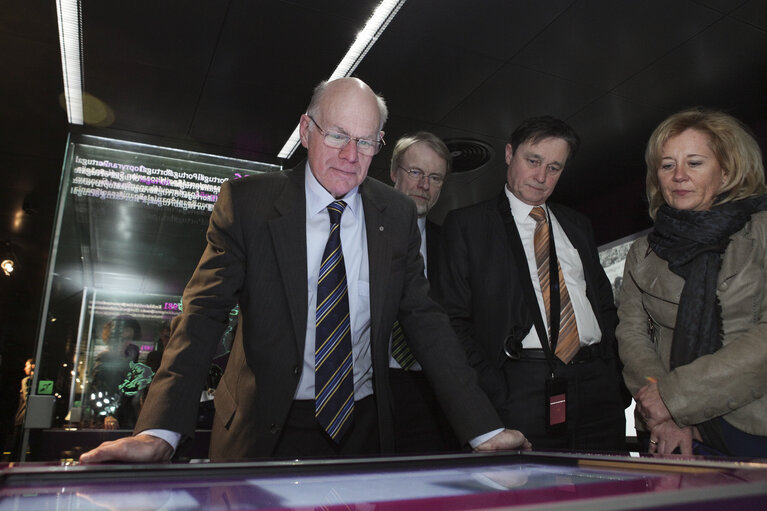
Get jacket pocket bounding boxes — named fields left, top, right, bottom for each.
left=647, top=315, right=659, bottom=349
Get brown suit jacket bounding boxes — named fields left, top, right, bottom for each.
left=136, top=165, right=502, bottom=459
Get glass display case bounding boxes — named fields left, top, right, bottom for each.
left=22, top=134, right=279, bottom=460
left=3, top=451, right=767, bottom=510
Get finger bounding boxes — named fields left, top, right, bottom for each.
left=80, top=445, right=113, bottom=464
left=680, top=437, right=693, bottom=456
left=80, top=438, right=130, bottom=463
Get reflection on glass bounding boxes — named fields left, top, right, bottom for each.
left=29, top=135, right=279, bottom=456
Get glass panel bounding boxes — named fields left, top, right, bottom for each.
left=31, top=134, right=278, bottom=438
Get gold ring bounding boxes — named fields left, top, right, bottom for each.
left=649, top=439, right=658, bottom=445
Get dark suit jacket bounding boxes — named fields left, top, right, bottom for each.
left=396, top=218, right=441, bottom=338
left=136, top=165, right=502, bottom=459
left=434, top=194, right=621, bottom=408
left=425, top=220, right=440, bottom=285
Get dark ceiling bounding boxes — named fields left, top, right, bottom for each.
left=1, top=0, right=767, bottom=392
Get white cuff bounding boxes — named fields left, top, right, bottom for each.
left=469, top=428, right=505, bottom=449
left=138, top=429, right=181, bottom=454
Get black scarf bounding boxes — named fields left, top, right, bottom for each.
left=649, top=195, right=767, bottom=369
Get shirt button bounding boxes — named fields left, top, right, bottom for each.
left=270, top=424, right=280, bottom=435
left=728, top=400, right=738, bottom=410
left=704, top=408, right=713, bottom=418
left=293, top=365, right=300, bottom=375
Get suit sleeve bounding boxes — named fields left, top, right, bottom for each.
left=433, top=211, right=506, bottom=408
left=579, top=217, right=620, bottom=355
left=395, top=204, right=504, bottom=444
left=616, top=238, right=667, bottom=402
left=570, top=214, right=631, bottom=406
left=136, top=180, right=244, bottom=438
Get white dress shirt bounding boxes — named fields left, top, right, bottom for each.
left=505, top=186, right=602, bottom=349
left=294, top=164, right=373, bottom=400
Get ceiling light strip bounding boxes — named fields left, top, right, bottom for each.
left=56, top=0, right=84, bottom=125
left=277, top=0, right=406, bottom=160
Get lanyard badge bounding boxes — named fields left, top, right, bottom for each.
left=545, top=375, right=567, bottom=435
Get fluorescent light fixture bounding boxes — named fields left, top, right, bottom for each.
left=277, top=0, right=406, bottom=160
left=56, top=0, right=84, bottom=125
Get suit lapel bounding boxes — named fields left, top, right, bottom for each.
left=269, top=167, right=309, bottom=353
left=498, top=193, right=549, bottom=352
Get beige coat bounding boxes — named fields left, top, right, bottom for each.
left=617, top=211, right=767, bottom=436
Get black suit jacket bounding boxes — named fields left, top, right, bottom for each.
left=435, top=193, right=620, bottom=407
left=137, top=165, right=502, bottom=459
left=425, top=220, right=440, bottom=285
left=394, top=219, right=440, bottom=355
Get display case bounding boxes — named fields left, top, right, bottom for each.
left=2, top=451, right=767, bottom=510
left=22, top=134, right=279, bottom=460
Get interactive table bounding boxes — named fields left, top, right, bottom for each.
left=2, top=451, right=767, bottom=510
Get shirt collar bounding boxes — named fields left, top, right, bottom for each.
left=305, top=162, right=361, bottom=217
left=505, top=184, right=547, bottom=223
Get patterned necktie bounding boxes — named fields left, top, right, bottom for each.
left=391, top=320, right=415, bottom=369
left=315, top=201, right=355, bottom=441
left=530, top=206, right=580, bottom=364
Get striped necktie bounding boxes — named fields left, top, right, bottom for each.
left=391, top=320, right=415, bottom=369
left=530, top=206, right=580, bottom=364
left=315, top=200, right=355, bottom=441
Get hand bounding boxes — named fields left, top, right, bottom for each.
left=648, top=420, right=694, bottom=455
left=474, top=429, right=532, bottom=452
left=103, top=416, right=120, bottom=430
left=636, top=382, right=672, bottom=429
left=79, top=434, right=174, bottom=464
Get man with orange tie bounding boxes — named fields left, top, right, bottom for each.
left=435, top=116, right=627, bottom=451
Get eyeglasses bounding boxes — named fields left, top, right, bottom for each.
left=307, top=116, right=384, bottom=156
left=398, top=166, right=445, bottom=186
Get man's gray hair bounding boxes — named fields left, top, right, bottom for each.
left=306, top=79, right=388, bottom=131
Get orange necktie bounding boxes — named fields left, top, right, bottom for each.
left=530, top=206, right=580, bottom=364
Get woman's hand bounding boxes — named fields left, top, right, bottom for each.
left=636, top=381, right=696, bottom=454
left=636, top=382, right=672, bottom=429
left=648, top=420, right=694, bottom=455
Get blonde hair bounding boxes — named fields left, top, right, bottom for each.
left=645, top=108, right=765, bottom=219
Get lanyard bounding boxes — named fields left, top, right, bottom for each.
left=498, top=195, right=559, bottom=375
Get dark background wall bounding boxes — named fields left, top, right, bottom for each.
left=1, top=0, right=766, bottom=446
